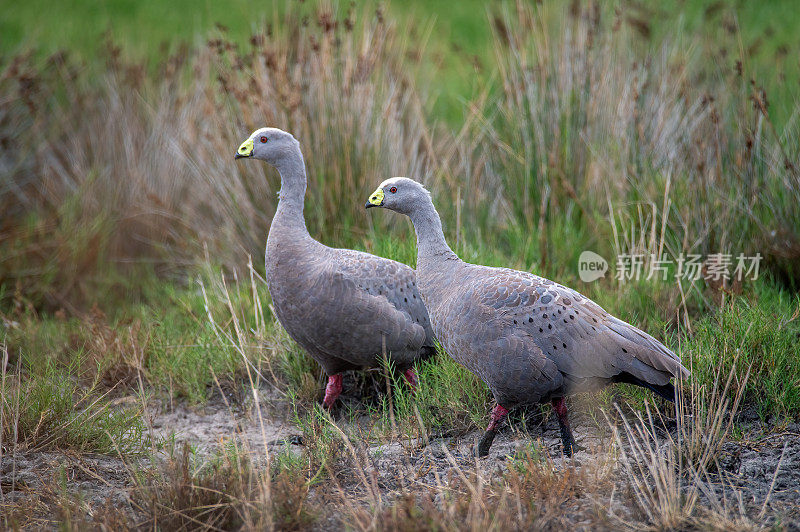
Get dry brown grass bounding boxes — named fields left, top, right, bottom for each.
left=0, top=4, right=442, bottom=311
left=76, top=305, right=150, bottom=391
left=341, top=442, right=614, bottom=532
left=465, top=1, right=800, bottom=282
left=608, top=359, right=765, bottom=530
left=133, top=443, right=271, bottom=531
left=0, top=466, right=130, bottom=530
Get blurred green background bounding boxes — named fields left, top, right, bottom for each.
left=3, top=0, right=799, bottom=122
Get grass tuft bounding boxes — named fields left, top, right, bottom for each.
left=0, top=342, right=145, bottom=455
left=687, top=286, right=800, bottom=419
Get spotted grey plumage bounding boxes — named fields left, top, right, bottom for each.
left=235, top=129, right=435, bottom=408
left=366, top=177, right=689, bottom=456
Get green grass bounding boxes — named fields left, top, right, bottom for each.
left=687, top=282, right=800, bottom=419
left=144, top=283, right=245, bottom=402
left=4, top=268, right=271, bottom=404
left=6, top=226, right=799, bottom=425
left=385, top=353, right=491, bottom=440
left=0, top=353, right=145, bottom=455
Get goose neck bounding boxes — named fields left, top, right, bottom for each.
left=272, top=145, right=310, bottom=236
left=409, top=204, right=458, bottom=264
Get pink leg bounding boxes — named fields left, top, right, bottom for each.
left=476, top=403, right=509, bottom=456
left=402, top=368, right=418, bottom=392
left=322, top=374, right=343, bottom=409
left=487, top=404, right=509, bottom=431
left=551, top=397, right=577, bottom=456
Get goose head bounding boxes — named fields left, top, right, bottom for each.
left=365, top=177, right=432, bottom=215
left=234, top=127, right=300, bottom=166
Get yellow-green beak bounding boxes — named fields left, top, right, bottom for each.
left=365, top=187, right=384, bottom=209
left=235, top=138, right=254, bottom=159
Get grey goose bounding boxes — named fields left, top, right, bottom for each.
left=365, top=177, right=689, bottom=456
left=234, top=129, right=435, bottom=408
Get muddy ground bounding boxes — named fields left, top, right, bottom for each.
left=2, top=383, right=799, bottom=530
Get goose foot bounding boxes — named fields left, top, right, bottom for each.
left=551, top=397, right=582, bottom=457
left=475, top=429, right=497, bottom=457
left=269, top=435, right=305, bottom=446
left=322, top=374, right=343, bottom=410
left=475, top=404, right=509, bottom=457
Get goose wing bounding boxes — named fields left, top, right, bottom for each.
left=475, top=266, right=688, bottom=390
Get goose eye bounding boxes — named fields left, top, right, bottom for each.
left=389, top=186, right=397, bottom=193
left=260, top=136, right=268, bottom=143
